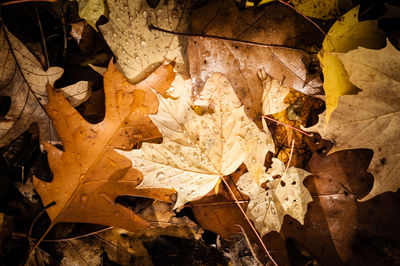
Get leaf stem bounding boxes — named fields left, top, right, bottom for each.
left=277, top=0, right=326, bottom=36
left=263, top=115, right=313, bottom=137
left=220, top=176, right=278, bottom=266
left=149, top=24, right=313, bottom=53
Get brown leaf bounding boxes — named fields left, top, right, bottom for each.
left=0, top=25, right=90, bottom=148
left=33, top=60, right=175, bottom=233
left=188, top=0, right=322, bottom=122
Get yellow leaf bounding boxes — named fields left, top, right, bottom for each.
left=319, top=6, right=385, bottom=123
left=76, top=0, right=108, bottom=30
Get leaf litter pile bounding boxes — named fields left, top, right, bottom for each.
left=1, top=0, right=400, bottom=265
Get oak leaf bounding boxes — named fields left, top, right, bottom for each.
left=306, top=41, right=400, bottom=201
left=318, top=6, right=385, bottom=123
left=99, top=0, right=189, bottom=83
left=33, top=60, right=175, bottom=233
left=237, top=158, right=313, bottom=236
left=0, top=26, right=90, bottom=148
left=117, top=73, right=275, bottom=208
left=188, top=0, right=322, bottom=122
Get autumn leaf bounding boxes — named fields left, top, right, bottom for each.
left=306, top=41, right=400, bottom=201
left=245, top=0, right=353, bottom=20
left=99, top=0, right=189, bottom=83
left=237, top=158, right=312, bottom=236
left=75, top=0, right=108, bottom=29
left=117, top=73, right=275, bottom=208
left=318, top=6, right=385, bottom=123
left=0, top=25, right=90, bottom=148
left=188, top=0, right=322, bottom=122
left=258, top=68, right=290, bottom=115
left=32, top=60, right=175, bottom=236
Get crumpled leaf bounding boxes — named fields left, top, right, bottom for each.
left=258, top=68, right=289, bottom=115
left=0, top=26, right=90, bottom=148
left=100, top=0, right=189, bottom=83
left=117, top=73, right=275, bottom=208
left=75, top=0, right=108, bottom=30
left=306, top=41, right=400, bottom=201
left=33, top=60, right=175, bottom=233
left=318, top=6, right=385, bottom=122
left=188, top=0, right=322, bottom=122
left=245, top=0, right=353, bottom=19
left=237, top=158, right=313, bottom=236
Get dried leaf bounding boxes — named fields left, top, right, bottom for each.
left=75, top=0, right=108, bottom=30
left=237, top=158, right=312, bottom=235
left=307, top=41, right=400, bottom=201
left=100, top=0, right=189, bottom=83
left=0, top=26, right=90, bottom=148
left=117, top=73, right=275, bottom=208
left=318, top=6, right=385, bottom=122
left=33, top=60, right=175, bottom=232
left=258, top=68, right=289, bottom=115
left=188, top=0, right=322, bottom=122
left=245, top=0, right=354, bottom=20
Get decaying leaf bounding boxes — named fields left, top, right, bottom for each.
left=318, top=6, right=385, bottom=122
left=258, top=68, right=289, bottom=115
left=117, top=73, right=275, bottom=208
left=33, top=60, right=175, bottom=232
left=75, top=0, right=108, bottom=30
left=188, top=0, right=322, bottom=122
left=245, top=0, right=353, bottom=20
left=307, top=41, right=400, bottom=201
left=100, top=0, right=189, bottom=83
left=237, top=158, right=313, bottom=236
left=0, top=26, right=90, bottom=148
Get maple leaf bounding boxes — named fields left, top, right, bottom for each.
left=188, top=0, right=322, bottom=122
left=258, top=68, right=289, bottom=115
left=0, top=25, right=90, bottom=147
left=237, top=158, right=313, bottom=236
left=306, top=41, right=400, bottom=201
left=99, top=0, right=189, bottom=83
left=318, top=6, right=385, bottom=123
left=117, top=73, right=275, bottom=208
left=33, top=60, right=175, bottom=235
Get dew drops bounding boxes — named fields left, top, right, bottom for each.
left=226, top=110, right=230, bottom=115
left=179, top=187, right=184, bottom=192
left=113, top=211, right=120, bottom=217
left=257, top=139, right=261, bottom=144
left=143, top=11, right=148, bottom=18
left=129, top=34, right=134, bottom=38
left=80, top=174, right=85, bottom=181
left=113, top=33, right=117, bottom=37
left=55, top=187, right=61, bottom=192
left=152, top=155, right=156, bottom=162
left=156, top=172, right=165, bottom=179
left=251, top=157, right=256, bottom=163
left=213, top=127, right=218, bottom=133
left=140, top=164, right=144, bottom=169
left=190, top=190, right=195, bottom=195
left=180, top=155, right=185, bottom=161
left=80, top=194, right=89, bottom=207
left=223, top=80, right=229, bottom=87
left=201, top=121, right=207, bottom=128
left=272, top=97, right=277, bottom=102
left=221, top=95, right=225, bottom=100
left=140, top=41, right=147, bottom=47
left=247, top=128, right=251, bottom=135
left=41, top=183, right=45, bottom=188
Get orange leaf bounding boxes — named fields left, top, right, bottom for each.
left=33, top=60, right=175, bottom=242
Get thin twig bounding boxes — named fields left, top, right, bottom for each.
left=0, top=0, right=56, bottom=5
left=150, top=24, right=313, bottom=53
left=220, top=176, right=278, bottom=266
left=29, top=201, right=56, bottom=237
left=263, top=115, right=313, bottom=137
left=34, top=7, right=50, bottom=69
left=188, top=200, right=248, bottom=207
left=14, top=226, right=113, bottom=242
left=282, top=139, right=295, bottom=176
left=277, top=0, right=326, bottom=36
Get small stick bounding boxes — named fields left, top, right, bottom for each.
left=1, top=0, right=56, bottom=6
left=34, top=6, right=50, bottom=69
left=220, top=176, right=278, bottom=266
left=150, top=24, right=313, bottom=54
left=263, top=115, right=312, bottom=137
left=29, top=201, right=56, bottom=237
